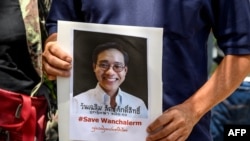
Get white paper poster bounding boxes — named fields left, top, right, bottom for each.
left=57, top=21, right=163, bottom=141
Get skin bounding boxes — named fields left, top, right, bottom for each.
left=43, top=33, right=250, bottom=141
left=93, top=48, right=128, bottom=107
left=146, top=55, right=250, bottom=141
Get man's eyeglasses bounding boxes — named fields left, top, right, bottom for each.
left=97, top=63, right=126, bottom=72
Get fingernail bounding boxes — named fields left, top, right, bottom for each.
left=66, top=57, right=72, bottom=62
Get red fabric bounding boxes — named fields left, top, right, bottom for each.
left=0, top=88, right=48, bottom=141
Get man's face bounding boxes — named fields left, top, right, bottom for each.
left=93, top=48, right=128, bottom=94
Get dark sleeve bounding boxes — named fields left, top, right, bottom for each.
left=212, top=0, right=250, bottom=55
left=46, top=0, right=84, bottom=35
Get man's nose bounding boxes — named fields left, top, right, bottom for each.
left=105, top=66, right=116, bottom=73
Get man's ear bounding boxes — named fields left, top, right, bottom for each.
left=124, top=66, right=128, bottom=73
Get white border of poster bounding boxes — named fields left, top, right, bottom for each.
left=57, top=21, right=163, bottom=141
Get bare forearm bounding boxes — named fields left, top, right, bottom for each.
left=184, top=54, right=250, bottom=120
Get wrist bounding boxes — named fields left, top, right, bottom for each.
left=182, top=96, right=208, bottom=122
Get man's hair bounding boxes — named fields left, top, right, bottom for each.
left=92, top=42, right=129, bottom=66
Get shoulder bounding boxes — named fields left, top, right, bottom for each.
left=74, top=88, right=96, bottom=98
left=120, top=90, right=144, bottom=103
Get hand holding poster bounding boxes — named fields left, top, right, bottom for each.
left=57, top=21, right=163, bottom=141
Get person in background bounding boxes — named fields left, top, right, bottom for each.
left=0, top=0, right=58, bottom=141
left=42, top=0, right=250, bottom=140
left=73, top=42, right=148, bottom=118
left=0, top=0, right=41, bottom=95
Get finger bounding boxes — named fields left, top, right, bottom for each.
left=47, top=75, right=56, bottom=80
left=43, top=51, right=72, bottom=70
left=176, top=135, right=188, bottom=141
left=147, top=112, right=171, bottom=133
left=150, top=116, right=191, bottom=141
left=43, top=70, right=56, bottom=80
left=155, top=132, right=186, bottom=141
left=147, top=120, right=177, bottom=141
left=159, top=129, right=188, bottom=141
left=157, top=127, right=185, bottom=141
left=43, top=41, right=72, bottom=71
left=43, top=58, right=71, bottom=77
left=47, top=42, right=72, bottom=63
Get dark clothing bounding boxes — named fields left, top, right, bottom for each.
left=0, top=0, right=40, bottom=95
left=46, top=0, right=250, bottom=140
left=210, top=80, right=250, bottom=141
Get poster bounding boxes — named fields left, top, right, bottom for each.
left=57, top=21, right=163, bottom=141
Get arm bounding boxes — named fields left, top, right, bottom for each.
left=183, top=55, right=250, bottom=120
left=147, top=0, right=250, bottom=140
left=43, top=0, right=83, bottom=80
left=147, top=54, right=250, bottom=141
